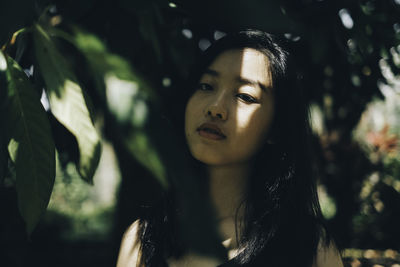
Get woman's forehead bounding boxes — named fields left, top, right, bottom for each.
left=204, top=48, right=272, bottom=88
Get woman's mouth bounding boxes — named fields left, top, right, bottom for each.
left=197, top=123, right=226, bottom=140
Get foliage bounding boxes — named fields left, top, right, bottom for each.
left=1, top=18, right=102, bottom=234
left=352, top=76, right=400, bottom=248
left=33, top=23, right=101, bottom=183
left=46, top=158, right=117, bottom=241
left=4, top=51, right=55, bottom=235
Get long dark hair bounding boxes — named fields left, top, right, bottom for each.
left=137, top=29, right=328, bottom=267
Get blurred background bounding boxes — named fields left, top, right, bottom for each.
left=1, top=0, right=400, bottom=266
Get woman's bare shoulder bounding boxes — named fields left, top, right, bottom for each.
left=116, top=220, right=141, bottom=267
left=313, top=239, right=344, bottom=267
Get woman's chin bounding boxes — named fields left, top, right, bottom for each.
left=191, top=153, right=228, bottom=166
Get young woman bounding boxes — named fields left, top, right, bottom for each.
left=117, top=29, right=344, bottom=267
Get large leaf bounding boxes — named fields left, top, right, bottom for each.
left=72, top=29, right=167, bottom=188
left=33, top=24, right=101, bottom=183
left=0, top=51, right=8, bottom=181
left=5, top=54, right=55, bottom=235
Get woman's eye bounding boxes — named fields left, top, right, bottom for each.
left=236, top=93, right=257, bottom=103
left=197, top=83, right=213, bottom=91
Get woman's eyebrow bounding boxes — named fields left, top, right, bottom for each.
left=203, top=69, right=271, bottom=92
left=236, top=77, right=270, bottom=92
left=204, top=69, right=219, bottom=76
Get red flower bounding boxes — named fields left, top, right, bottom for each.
left=366, top=124, right=398, bottom=154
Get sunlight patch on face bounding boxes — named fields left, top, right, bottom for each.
left=234, top=105, right=260, bottom=132
left=240, top=48, right=272, bottom=87
left=234, top=48, right=274, bottom=132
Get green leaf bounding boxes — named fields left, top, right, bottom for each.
left=72, top=28, right=156, bottom=101
left=0, top=50, right=8, bottom=181
left=33, top=24, right=101, bottom=183
left=5, top=54, right=55, bottom=235
left=72, top=29, right=167, bottom=188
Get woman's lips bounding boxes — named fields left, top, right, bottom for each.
left=197, top=123, right=226, bottom=140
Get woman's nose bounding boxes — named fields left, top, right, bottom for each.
left=205, top=105, right=228, bottom=120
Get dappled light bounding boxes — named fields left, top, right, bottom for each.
left=47, top=142, right=120, bottom=241
left=339, top=9, right=354, bottom=29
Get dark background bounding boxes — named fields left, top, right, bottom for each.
left=1, top=0, right=400, bottom=266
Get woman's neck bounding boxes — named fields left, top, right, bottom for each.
left=207, top=162, right=251, bottom=247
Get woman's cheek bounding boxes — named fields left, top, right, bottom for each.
left=236, top=109, right=272, bottom=158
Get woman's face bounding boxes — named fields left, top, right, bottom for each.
left=185, top=48, right=275, bottom=166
